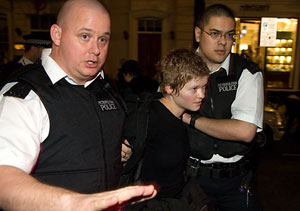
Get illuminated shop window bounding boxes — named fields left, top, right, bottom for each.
left=234, top=18, right=298, bottom=89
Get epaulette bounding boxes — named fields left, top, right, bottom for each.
left=238, top=54, right=261, bottom=74
left=231, top=53, right=261, bottom=75
left=4, top=81, right=32, bottom=99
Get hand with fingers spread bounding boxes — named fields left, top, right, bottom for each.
left=69, top=184, right=157, bottom=211
left=0, top=166, right=157, bottom=211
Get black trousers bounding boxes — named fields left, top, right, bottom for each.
left=197, top=174, right=262, bottom=211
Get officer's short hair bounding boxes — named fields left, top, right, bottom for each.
left=196, top=4, right=235, bottom=29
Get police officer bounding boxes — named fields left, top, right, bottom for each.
left=0, top=32, right=51, bottom=86
left=0, top=1, right=157, bottom=210
left=18, top=33, right=52, bottom=65
left=182, top=4, right=264, bottom=211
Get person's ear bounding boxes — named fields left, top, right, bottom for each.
left=165, top=84, right=174, bottom=95
left=50, top=24, right=62, bottom=46
left=195, top=26, right=201, bottom=43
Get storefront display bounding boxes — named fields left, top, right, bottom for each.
left=233, top=18, right=298, bottom=89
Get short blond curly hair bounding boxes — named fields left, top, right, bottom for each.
left=157, top=48, right=209, bottom=95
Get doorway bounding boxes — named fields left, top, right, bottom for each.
left=138, top=33, right=161, bottom=78
left=137, top=18, right=162, bottom=78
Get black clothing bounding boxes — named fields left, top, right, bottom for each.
left=198, top=175, right=261, bottom=211
left=128, top=76, right=158, bottom=95
left=125, top=101, right=209, bottom=211
left=120, top=76, right=158, bottom=99
left=188, top=54, right=261, bottom=160
left=141, top=100, right=189, bottom=198
left=5, top=64, right=126, bottom=193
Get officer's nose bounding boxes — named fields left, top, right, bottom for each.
left=90, top=40, right=100, bottom=55
left=217, top=35, right=227, bottom=45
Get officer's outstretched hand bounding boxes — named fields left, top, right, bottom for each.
left=70, top=184, right=157, bottom=210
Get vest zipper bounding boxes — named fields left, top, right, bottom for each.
left=89, top=92, right=108, bottom=190
left=210, top=97, right=214, bottom=112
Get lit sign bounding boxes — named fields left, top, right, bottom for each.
left=260, top=17, right=277, bottom=47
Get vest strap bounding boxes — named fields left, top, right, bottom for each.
left=4, top=81, right=32, bottom=99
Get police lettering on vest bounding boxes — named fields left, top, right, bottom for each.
left=98, top=100, right=117, bottom=111
left=218, top=81, right=237, bottom=92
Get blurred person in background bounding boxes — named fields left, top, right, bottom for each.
left=0, top=33, right=51, bottom=87
left=117, top=59, right=158, bottom=98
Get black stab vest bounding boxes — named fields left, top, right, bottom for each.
left=188, top=54, right=261, bottom=160
left=7, top=64, right=125, bottom=193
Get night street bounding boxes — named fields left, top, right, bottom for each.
left=257, top=139, right=300, bottom=210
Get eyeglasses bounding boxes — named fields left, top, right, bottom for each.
left=202, top=30, right=237, bottom=41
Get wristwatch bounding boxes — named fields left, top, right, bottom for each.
left=189, top=115, right=199, bottom=128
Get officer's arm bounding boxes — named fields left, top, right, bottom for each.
left=182, top=67, right=263, bottom=143
left=0, top=165, right=157, bottom=211
left=0, top=165, right=76, bottom=211
left=183, top=114, right=257, bottom=143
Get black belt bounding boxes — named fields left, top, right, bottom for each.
left=187, top=156, right=249, bottom=179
